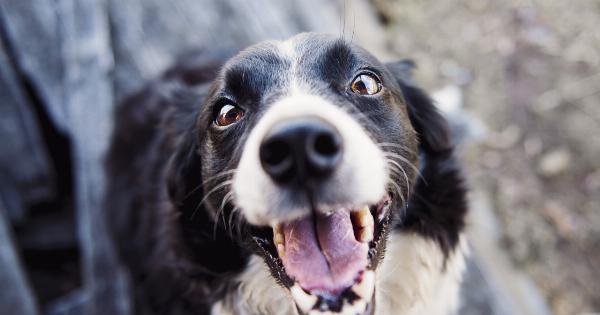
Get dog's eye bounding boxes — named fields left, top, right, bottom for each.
left=215, top=104, right=244, bottom=127
left=350, top=73, right=382, bottom=95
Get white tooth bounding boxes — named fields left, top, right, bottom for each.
left=291, top=284, right=317, bottom=313
left=352, top=270, right=375, bottom=299
left=277, top=243, right=286, bottom=258
left=359, top=210, right=374, bottom=228
left=273, top=223, right=283, bottom=234
left=273, top=223, right=285, bottom=248
left=358, top=226, right=373, bottom=243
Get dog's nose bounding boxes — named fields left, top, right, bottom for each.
left=260, top=118, right=342, bottom=184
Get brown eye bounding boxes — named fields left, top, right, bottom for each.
left=215, top=104, right=244, bottom=127
left=350, top=73, right=382, bottom=95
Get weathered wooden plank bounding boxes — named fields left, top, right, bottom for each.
left=0, top=1, right=68, bottom=132
left=0, top=32, right=54, bottom=224
left=108, top=0, right=341, bottom=100
left=46, top=290, right=87, bottom=315
left=57, top=0, right=132, bottom=314
left=0, top=200, right=39, bottom=315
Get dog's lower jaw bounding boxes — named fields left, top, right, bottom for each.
left=210, top=232, right=468, bottom=315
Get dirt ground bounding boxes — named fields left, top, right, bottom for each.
left=370, top=1, right=600, bottom=314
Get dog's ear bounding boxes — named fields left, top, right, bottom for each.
left=163, top=88, right=206, bottom=214
left=386, top=60, right=452, bottom=154
left=166, top=130, right=203, bottom=210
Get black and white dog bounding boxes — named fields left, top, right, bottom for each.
left=105, top=33, right=468, bottom=315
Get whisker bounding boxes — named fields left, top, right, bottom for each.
left=234, top=208, right=245, bottom=239
left=382, top=152, right=427, bottom=185
left=182, top=169, right=237, bottom=201
left=350, top=0, right=356, bottom=45
left=342, top=0, right=346, bottom=39
left=227, top=206, right=238, bottom=232
left=220, top=191, right=234, bottom=230
left=387, top=170, right=408, bottom=200
left=386, top=159, right=411, bottom=197
left=388, top=180, right=406, bottom=208
left=192, top=179, right=234, bottom=221
left=202, top=169, right=237, bottom=186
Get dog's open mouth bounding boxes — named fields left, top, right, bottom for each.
left=252, top=195, right=392, bottom=315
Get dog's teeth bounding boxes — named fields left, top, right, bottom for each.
left=352, top=270, right=375, bottom=300
left=273, top=223, right=285, bottom=250
left=273, top=223, right=283, bottom=235
left=271, top=224, right=286, bottom=258
left=357, top=226, right=373, bottom=243
left=353, top=206, right=374, bottom=228
left=352, top=206, right=374, bottom=243
left=274, top=232, right=284, bottom=245
left=291, top=284, right=317, bottom=313
left=277, top=243, right=286, bottom=258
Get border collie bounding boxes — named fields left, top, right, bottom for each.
left=105, top=33, right=468, bottom=315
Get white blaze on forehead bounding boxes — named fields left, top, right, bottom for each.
left=233, top=93, right=388, bottom=226
left=274, top=33, right=324, bottom=96
left=275, top=36, right=301, bottom=95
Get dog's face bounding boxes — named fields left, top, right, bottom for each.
left=194, top=33, right=420, bottom=315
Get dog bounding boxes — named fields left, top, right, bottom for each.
left=105, top=33, right=468, bottom=315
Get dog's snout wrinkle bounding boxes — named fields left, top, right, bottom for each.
left=259, top=118, right=342, bottom=185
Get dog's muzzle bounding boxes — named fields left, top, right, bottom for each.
left=233, top=94, right=389, bottom=315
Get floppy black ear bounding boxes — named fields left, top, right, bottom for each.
left=161, top=85, right=208, bottom=217
left=386, top=61, right=467, bottom=259
left=166, top=130, right=203, bottom=211
left=386, top=60, right=452, bottom=154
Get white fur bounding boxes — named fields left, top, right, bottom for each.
left=375, top=233, right=468, bottom=315
left=211, top=256, right=295, bottom=315
left=211, top=232, right=468, bottom=315
left=232, top=94, right=388, bottom=226
left=275, top=37, right=301, bottom=94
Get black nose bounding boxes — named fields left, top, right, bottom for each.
left=259, top=118, right=342, bottom=185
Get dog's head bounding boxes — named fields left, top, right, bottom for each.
left=168, top=33, right=450, bottom=315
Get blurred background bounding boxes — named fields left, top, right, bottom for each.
left=0, top=1, right=598, bottom=315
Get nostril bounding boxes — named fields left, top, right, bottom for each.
left=261, top=139, right=290, bottom=166
left=306, top=128, right=342, bottom=178
left=313, top=132, right=340, bottom=157
left=260, top=138, right=295, bottom=183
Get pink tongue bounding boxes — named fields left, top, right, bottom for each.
left=281, top=209, right=368, bottom=295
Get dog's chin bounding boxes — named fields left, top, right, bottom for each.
left=249, top=194, right=393, bottom=315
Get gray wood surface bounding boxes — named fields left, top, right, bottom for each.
left=0, top=200, right=39, bottom=315
left=0, top=31, right=55, bottom=225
